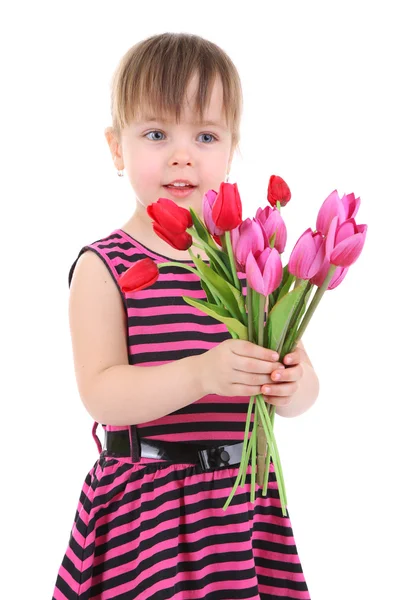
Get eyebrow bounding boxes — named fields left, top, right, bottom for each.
left=140, top=116, right=227, bottom=130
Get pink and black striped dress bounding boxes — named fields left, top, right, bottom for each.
left=52, top=228, right=310, bottom=600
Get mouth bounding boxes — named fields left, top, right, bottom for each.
left=162, top=184, right=197, bottom=198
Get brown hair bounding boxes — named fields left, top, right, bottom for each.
left=107, top=33, right=243, bottom=155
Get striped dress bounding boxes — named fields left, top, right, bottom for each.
left=52, top=228, right=310, bottom=600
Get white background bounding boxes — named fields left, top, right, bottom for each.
left=2, top=1, right=399, bottom=598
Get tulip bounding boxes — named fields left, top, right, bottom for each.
left=255, top=205, right=287, bottom=253
left=325, top=216, right=367, bottom=267
left=147, top=197, right=193, bottom=233
left=153, top=222, right=193, bottom=250
left=212, top=182, right=243, bottom=231
left=245, top=247, right=283, bottom=296
left=288, top=228, right=325, bottom=279
left=310, top=256, right=349, bottom=289
left=203, top=189, right=226, bottom=237
left=119, top=258, right=159, bottom=293
left=316, top=190, right=361, bottom=236
left=231, top=219, right=265, bottom=272
left=267, top=175, right=291, bottom=208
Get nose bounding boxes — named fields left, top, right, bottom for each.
left=169, top=142, right=194, bottom=167
left=170, top=156, right=193, bottom=167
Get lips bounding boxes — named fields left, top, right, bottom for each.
left=164, top=179, right=197, bottom=187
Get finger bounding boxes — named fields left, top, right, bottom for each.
left=261, top=381, right=298, bottom=397
left=263, top=394, right=293, bottom=407
left=271, top=364, right=302, bottom=382
left=284, top=349, right=303, bottom=365
left=234, top=359, right=285, bottom=375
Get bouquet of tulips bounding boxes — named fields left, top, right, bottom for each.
left=119, top=175, right=367, bottom=514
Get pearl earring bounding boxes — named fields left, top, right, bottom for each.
left=114, top=155, right=124, bottom=177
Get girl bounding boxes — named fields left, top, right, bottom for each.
left=53, top=32, right=319, bottom=600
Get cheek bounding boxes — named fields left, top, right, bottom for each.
left=127, top=151, right=162, bottom=188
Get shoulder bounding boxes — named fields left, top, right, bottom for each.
left=69, top=249, right=127, bottom=316
left=68, top=230, right=128, bottom=288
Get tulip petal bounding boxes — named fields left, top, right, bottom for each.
left=330, top=232, right=366, bottom=266
left=262, top=247, right=283, bottom=295
left=246, top=251, right=264, bottom=295
left=316, top=190, right=346, bottom=236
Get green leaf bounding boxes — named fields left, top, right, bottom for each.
left=188, top=208, right=212, bottom=246
left=265, top=280, right=308, bottom=351
left=251, top=288, right=260, bottom=340
left=182, top=296, right=249, bottom=339
left=276, top=271, right=296, bottom=303
left=282, top=283, right=314, bottom=355
left=200, top=277, right=217, bottom=305
left=190, top=254, right=246, bottom=323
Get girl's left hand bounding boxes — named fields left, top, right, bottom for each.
left=261, top=347, right=304, bottom=406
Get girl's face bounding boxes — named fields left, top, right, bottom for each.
left=113, top=73, right=234, bottom=220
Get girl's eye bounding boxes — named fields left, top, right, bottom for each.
left=145, top=130, right=165, bottom=141
left=144, top=130, right=217, bottom=143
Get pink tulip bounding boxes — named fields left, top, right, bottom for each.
left=202, top=189, right=226, bottom=237
left=316, top=190, right=361, bottom=236
left=231, top=218, right=265, bottom=272
left=288, top=228, right=325, bottom=279
left=245, top=247, right=283, bottom=296
left=309, top=255, right=349, bottom=289
left=325, top=216, right=368, bottom=267
left=255, top=206, right=287, bottom=253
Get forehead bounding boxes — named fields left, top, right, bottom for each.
left=134, top=73, right=228, bottom=128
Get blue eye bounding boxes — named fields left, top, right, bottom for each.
left=145, top=131, right=165, bottom=141
left=199, top=133, right=217, bottom=143
left=145, top=130, right=217, bottom=143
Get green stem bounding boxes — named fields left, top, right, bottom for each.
left=294, top=264, right=337, bottom=343
left=188, top=227, right=234, bottom=284
left=251, top=405, right=258, bottom=504
left=247, top=286, right=253, bottom=344
left=262, top=404, right=276, bottom=496
left=222, top=395, right=256, bottom=511
left=256, top=295, right=268, bottom=489
left=225, top=230, right=241, bottom=290
left=256, top=396, right=287, bottom=514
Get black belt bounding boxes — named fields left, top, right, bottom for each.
left=103, top=429, right=247, bottom=471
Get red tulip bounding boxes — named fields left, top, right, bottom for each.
left=288, top=228, right=325, bottom=279
left=147, top=197, right=193, bottom=233
left=119, top=258, right=159, bottom=293
left=267, top=175, right=291, bottom=208
left=211, top=182, right=243, bottom=231
left=152, top=222, right=193, bottom=250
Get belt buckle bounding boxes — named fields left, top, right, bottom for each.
left=198, top=445, right=233, bottom=471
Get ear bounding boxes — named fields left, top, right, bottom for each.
left=104, top=127, right=123, bottom=169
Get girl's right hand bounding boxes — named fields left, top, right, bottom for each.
left=198, top=338, right=285, bottom=400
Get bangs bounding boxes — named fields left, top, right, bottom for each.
left=109, top=33, right=242, bottom=146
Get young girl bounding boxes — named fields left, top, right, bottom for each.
left=53, top=33, right=319, bottom=600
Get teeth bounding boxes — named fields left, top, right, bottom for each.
left=169, top=182, right=190, bottom=187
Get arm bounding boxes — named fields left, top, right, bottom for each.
left=274, top=339, right=320, bottom=418
left=69, top=251, right=206, bottom=426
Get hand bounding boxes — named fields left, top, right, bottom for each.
left=261, top=346, right=304, bottom=407
left=198, top=338, right=285, bottom=398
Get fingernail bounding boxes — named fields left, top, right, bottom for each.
left=285, top=356, right=293, bottom=363
left=263, top=387, right=271, bottom=393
